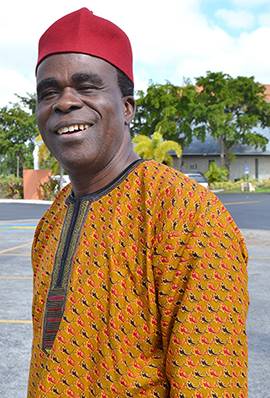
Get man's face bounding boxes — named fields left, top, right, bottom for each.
left=36, top=53, right=132, bottom=176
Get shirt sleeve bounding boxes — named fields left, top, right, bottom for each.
left=152, top=186, right=249, bottom=397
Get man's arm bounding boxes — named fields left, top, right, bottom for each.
left=152, top=190, right=248, bottom=397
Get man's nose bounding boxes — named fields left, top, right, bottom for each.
left=53, top=88, right=83, bottom=113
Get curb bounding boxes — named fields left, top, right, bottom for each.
left=0, top=199, right=53, bottom=205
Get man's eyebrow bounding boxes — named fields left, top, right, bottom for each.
left=36, top=78, right=58, bottom=95
left=71, top=73, right=104, bottom=86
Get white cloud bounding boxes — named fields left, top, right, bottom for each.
left=215, top=9, right=255, bottom=29
left=236, top=27, right=270, bottom=82
left=172, top=24, right=270, bottom=84
left=258, top=12, right=270, bottom=26
left=231, top=0, right=270, bottom=7
left=0, top=0, right=270, bottom=108
left=172, top=50, right=244, bottom=85
left=0, top=70, right=35, bottom=108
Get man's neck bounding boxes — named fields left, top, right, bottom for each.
left=68, top=143, right=140, bottom=198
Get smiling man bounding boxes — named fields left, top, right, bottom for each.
left=36, top=53, right=138, bottom=197
left=28, top=8, right=249, bottom=398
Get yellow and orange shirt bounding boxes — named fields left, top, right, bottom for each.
left=28, top=160, right=249, bottom=398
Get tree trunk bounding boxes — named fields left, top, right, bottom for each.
left=224, top=147, right=231, bottom=170
left=178, top=154, right=183, bottom=172
left=16, top=156, right=19, bottom=178
left=224, top=146, right=231, bottom=180
left=17, top=155, right=25, bottom=178
left=218, top=138, right=225, bottom=168
left=218, top=137, right=231, bottom=180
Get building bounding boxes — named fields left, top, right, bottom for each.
left=173, top=85, right=270, bottom=181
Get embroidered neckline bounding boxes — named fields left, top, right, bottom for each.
left=67, top=159, right=145, bottom=205
left=42, top=158, right=145, bottom=355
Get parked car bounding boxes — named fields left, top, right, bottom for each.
left=182, top=172, right=209, bottom=189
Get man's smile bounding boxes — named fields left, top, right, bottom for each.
left=57, top=124, right=91, bottom=135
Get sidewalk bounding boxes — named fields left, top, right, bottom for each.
left=0, top=198, right=52, bottom=205
left=240, top=228, right=270, bottom=398
left=240, top=228, right=270, bottom=249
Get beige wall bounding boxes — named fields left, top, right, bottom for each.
left=23, top=169, right=51, bottom=200
left=173, top=155, right=270, bottom=181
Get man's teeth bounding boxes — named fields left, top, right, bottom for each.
left=57, top=124, right=90, bottom=135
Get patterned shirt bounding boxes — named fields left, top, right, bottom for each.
left=28, top=160, right=249, bottom=398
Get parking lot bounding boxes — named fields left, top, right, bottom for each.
left=0, top=196, right=270, bottom=397
left=0, top=220, right=36, bottom=397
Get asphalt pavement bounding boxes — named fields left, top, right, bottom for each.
left=216, top=192, right=270, bottom=230
left=0, top=195, right=269, bottom=397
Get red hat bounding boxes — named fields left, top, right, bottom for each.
left=36, top=8, right=133, bottom=82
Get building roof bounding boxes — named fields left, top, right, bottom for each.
left=263, top=84, right=270, bottom=102
left=182, top=127, right=270, bottom=156
left=191, top=83, right=270, bottom=101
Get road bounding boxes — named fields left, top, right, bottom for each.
left=0, top=201, right=50, bottom=221
left=0, top=193, right=269, bottom=229
left=0, top=194, right=270, bottom=397
left=216, top=192, right=270, bottom=230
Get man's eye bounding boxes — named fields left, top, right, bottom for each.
left=78, top=85, right=99, bottom=93
left=38, top=90, right=58, bottom=101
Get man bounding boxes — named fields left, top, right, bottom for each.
left=28, top=8, right=249, bottom=398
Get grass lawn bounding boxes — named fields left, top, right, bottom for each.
left=221, top=186, right=270, bottom=194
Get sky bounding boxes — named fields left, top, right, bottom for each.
left=1, top=0, right=270, bottom=107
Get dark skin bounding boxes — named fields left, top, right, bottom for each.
left=36, top=53, right=139, bottom=198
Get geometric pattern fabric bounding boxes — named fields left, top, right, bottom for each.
left=28, top=160, right=249, bottom=398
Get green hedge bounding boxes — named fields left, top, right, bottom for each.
left=209, top=178, right=270, bottom=191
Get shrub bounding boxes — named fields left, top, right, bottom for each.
left=258, top=178, right=270, bottom=188
left=204, top=163, right=228, bottom=184
left=209, top=178, right=259, bottom=191
left=209, top=180, right=240, bottom=191
left=39, top=177, right=60, bottom=201
left=0, top=174, right=23, bottom=199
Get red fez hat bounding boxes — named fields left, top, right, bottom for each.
left=36, top=8, right=133, bottom=82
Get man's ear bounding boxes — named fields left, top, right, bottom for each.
left=123, top=96, right=136, bottom=126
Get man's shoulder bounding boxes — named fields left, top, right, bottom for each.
left=135, top=160, right=210, bottom=194
left=35, top=185, right=71, bottom=232
left=135, top=160, right=185, bottom=183
left=49, top=184, right=71, bottom=212
left=131, top=159, right=221, bottom=210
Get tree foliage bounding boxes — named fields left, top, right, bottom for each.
left=0, top=93, right=39, bottom=176
left=131, top=81, right=201, bottom=157
left=132, top=128, right=182, bottom=167
left=195, top=71, right=270, bottom=176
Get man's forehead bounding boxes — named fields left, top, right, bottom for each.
left=36, top=52, right=117, bottom=82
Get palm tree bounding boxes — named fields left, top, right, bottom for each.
left=204, top=162, right=228, bottom=184
left=35, top=135, right=64, bottom=189
left=132, top=128, right=182, bottom=167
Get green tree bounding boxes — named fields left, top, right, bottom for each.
left=0, top=153, right=34, bottom=176
left=195, top=71, right=270, bottom=178
left=132, top=128, right=182, bottom=167
left=0, top=93, right=39, bottom=177
left=17, top=93, right=37, bottom=114
left=132, top=80, right=201, bottom=169
left=0, top=154, right=20, bottom=175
